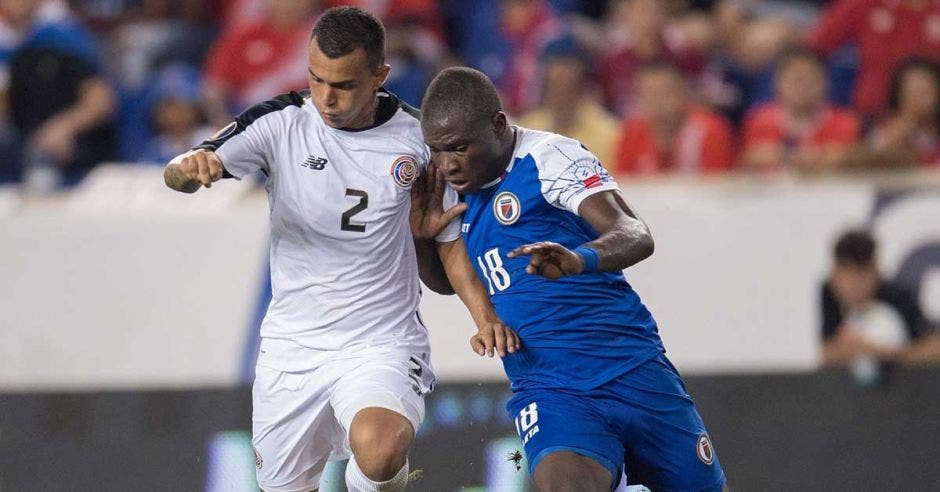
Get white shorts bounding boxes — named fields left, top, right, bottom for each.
left=251, top=345, right=435, bottom=492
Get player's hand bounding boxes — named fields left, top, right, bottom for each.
left=470, top=319, right=521, bottom=358
left=179, top=149, right=224, bottom=188
left=507, top=242, right=585, bottom=280
left=410, top=162, right=467, bottom=239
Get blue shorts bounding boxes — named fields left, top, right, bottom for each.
left=507, top=353, right=726, bottom=491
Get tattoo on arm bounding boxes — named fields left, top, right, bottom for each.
left=164, top=164, right=201, bottom=193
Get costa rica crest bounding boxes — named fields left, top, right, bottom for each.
left=493, top=192, right=521, bottom=225
left=391, top=156, right=418, bottom=187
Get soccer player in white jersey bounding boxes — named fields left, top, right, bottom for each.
left=163, top=8, right=519, bottom=492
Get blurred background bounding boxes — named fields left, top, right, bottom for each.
left=1, top=0, right=939, bottom=490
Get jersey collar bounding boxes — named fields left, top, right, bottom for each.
left=333, top=88, right=400, bottom=133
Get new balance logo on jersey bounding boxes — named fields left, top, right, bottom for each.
left=302, top=156, right=328, bottom=170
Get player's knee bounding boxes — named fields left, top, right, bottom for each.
left=533, top=452, right=612, bottom=492
left=348, top=408, right=413, bottom=480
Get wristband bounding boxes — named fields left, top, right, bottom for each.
left=573, top=245, right=599, bottom=273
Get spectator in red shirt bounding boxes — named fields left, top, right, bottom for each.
left=498, top=0, right=568, bottom=115
left=598, top=0, right=705, bottom=117
left=810, top=0, right=940, bottom=117
left=870, top=58, right=940, bottom=167
left=201, top=0, right=319, bottom=126
left=614, top=62, right=734, bottom=176
left=740, top=48, right=861, bottom=174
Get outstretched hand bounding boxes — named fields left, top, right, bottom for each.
left=470, top=319, right=521, bottom=358
left=507, top=242, right=585, bottom=280
left=410, top=162, right=467, bottom=239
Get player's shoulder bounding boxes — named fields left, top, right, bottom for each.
left=514, top=126, right=598, bottom=171
left=196, top=90, right=307, bottom=152
left=372, top=90, right=427, bottom=149
left=235, top=90, right=308, bottom=127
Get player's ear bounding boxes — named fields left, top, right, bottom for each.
left=492, top=111, right=509, bottom=138
left=375, top=63, right=391, bottom=90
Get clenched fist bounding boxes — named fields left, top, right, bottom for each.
left=179, top=149, right=224, bottom=188
left=165, top=149, right=224, bottom=193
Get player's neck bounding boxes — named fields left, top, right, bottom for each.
left=494, top=126, right=517, bottom=177
left=346, top=96, right=380, bottom=130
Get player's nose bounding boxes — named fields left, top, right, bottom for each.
left=438, top=153, right=461, bottom=175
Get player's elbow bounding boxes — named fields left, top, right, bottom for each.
left=423, top=280, right=456, bottom=296
left=636, top=229, right=655, bottom=261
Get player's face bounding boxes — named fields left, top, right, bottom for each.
left=423, top=113, right=511, bottom=194
left=307, top=42, right=391, bottom=129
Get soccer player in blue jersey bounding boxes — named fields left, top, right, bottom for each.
left=414, top=67, right=727, bottom=491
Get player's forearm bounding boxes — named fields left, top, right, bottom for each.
left=584, top=219, right=654, bottom=272
left=439, top=240, right=500, bottom=325
left=414, top=237, right=455, bottom=295
left=163, top=163, right=201, bottom=193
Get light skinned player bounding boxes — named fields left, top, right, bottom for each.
left=164, top=8, right=518, bottom=492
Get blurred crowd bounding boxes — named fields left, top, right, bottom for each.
left=0, top=0, right=939, bottom=190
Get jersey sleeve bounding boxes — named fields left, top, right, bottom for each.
left=195, top=119, right=270, bottom=179
left=435, top=185, right=462, bottom=243
left=193, top=92, right=305, bottom=179
left=534, top=136, right=620, bottom=215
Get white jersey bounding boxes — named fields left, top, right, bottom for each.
left=183, top=89, right=460, bottom=370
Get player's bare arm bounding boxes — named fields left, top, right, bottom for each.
left=411, top=162, right=520, bottom=356
left=413, top=237, right=454, bottom=295
left=410, top=162, right=467, bottom=295
left=438, top=238, right=521, bottom=358
left=163, top=149, right=224, bottom=193
left=508, top=190, right=654, bottom=279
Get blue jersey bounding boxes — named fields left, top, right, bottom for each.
left=460, top=127, right=664, bottom=391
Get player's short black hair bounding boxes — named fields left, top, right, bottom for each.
left=887, top=57, right=940, bottom=124
left=834, top=229, right=877, bottom=266
left=421, top=67, right=503, bottom=130
left=312, top=7, right=385, bottom=70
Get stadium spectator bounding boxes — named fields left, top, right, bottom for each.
left=739, top=48, right=860, bottom=174
left=517, top=40, right=620, bottom=166
left=821, top=229, right=940, bottom=368
left=138, top=64, right=212, bottom=164
left=614, top=62, right=734, bottom=176
left=496, top=0, right=569, bottom=116
left=379, top=1, right=450, bottom=107
left=700, top=10, right=797, bottom=127
left=597, top=0, right=705, bottom=117
left=111, top=0, right=218, bottom=160
left=810, top=0, right=940, bottom=118
left=200, top=0, right=319, bottom=127
left=867, top=58, right=940, bottom=168
left=2, top=0, right=116, bottom=189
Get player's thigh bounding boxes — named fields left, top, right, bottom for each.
left=507, top=390, right=622, bottom=491
left=252, top=363, right=345, bottom=492
left=533, top=450, right=613, bottom=492
left=330, top=351, right=435, bottom=449
left=614, top=355, right=725, bottom=492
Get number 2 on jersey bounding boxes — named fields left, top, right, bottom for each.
left=341, top=189, right=368, bottom=232
left=476, top=248, right=511, bottom=294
